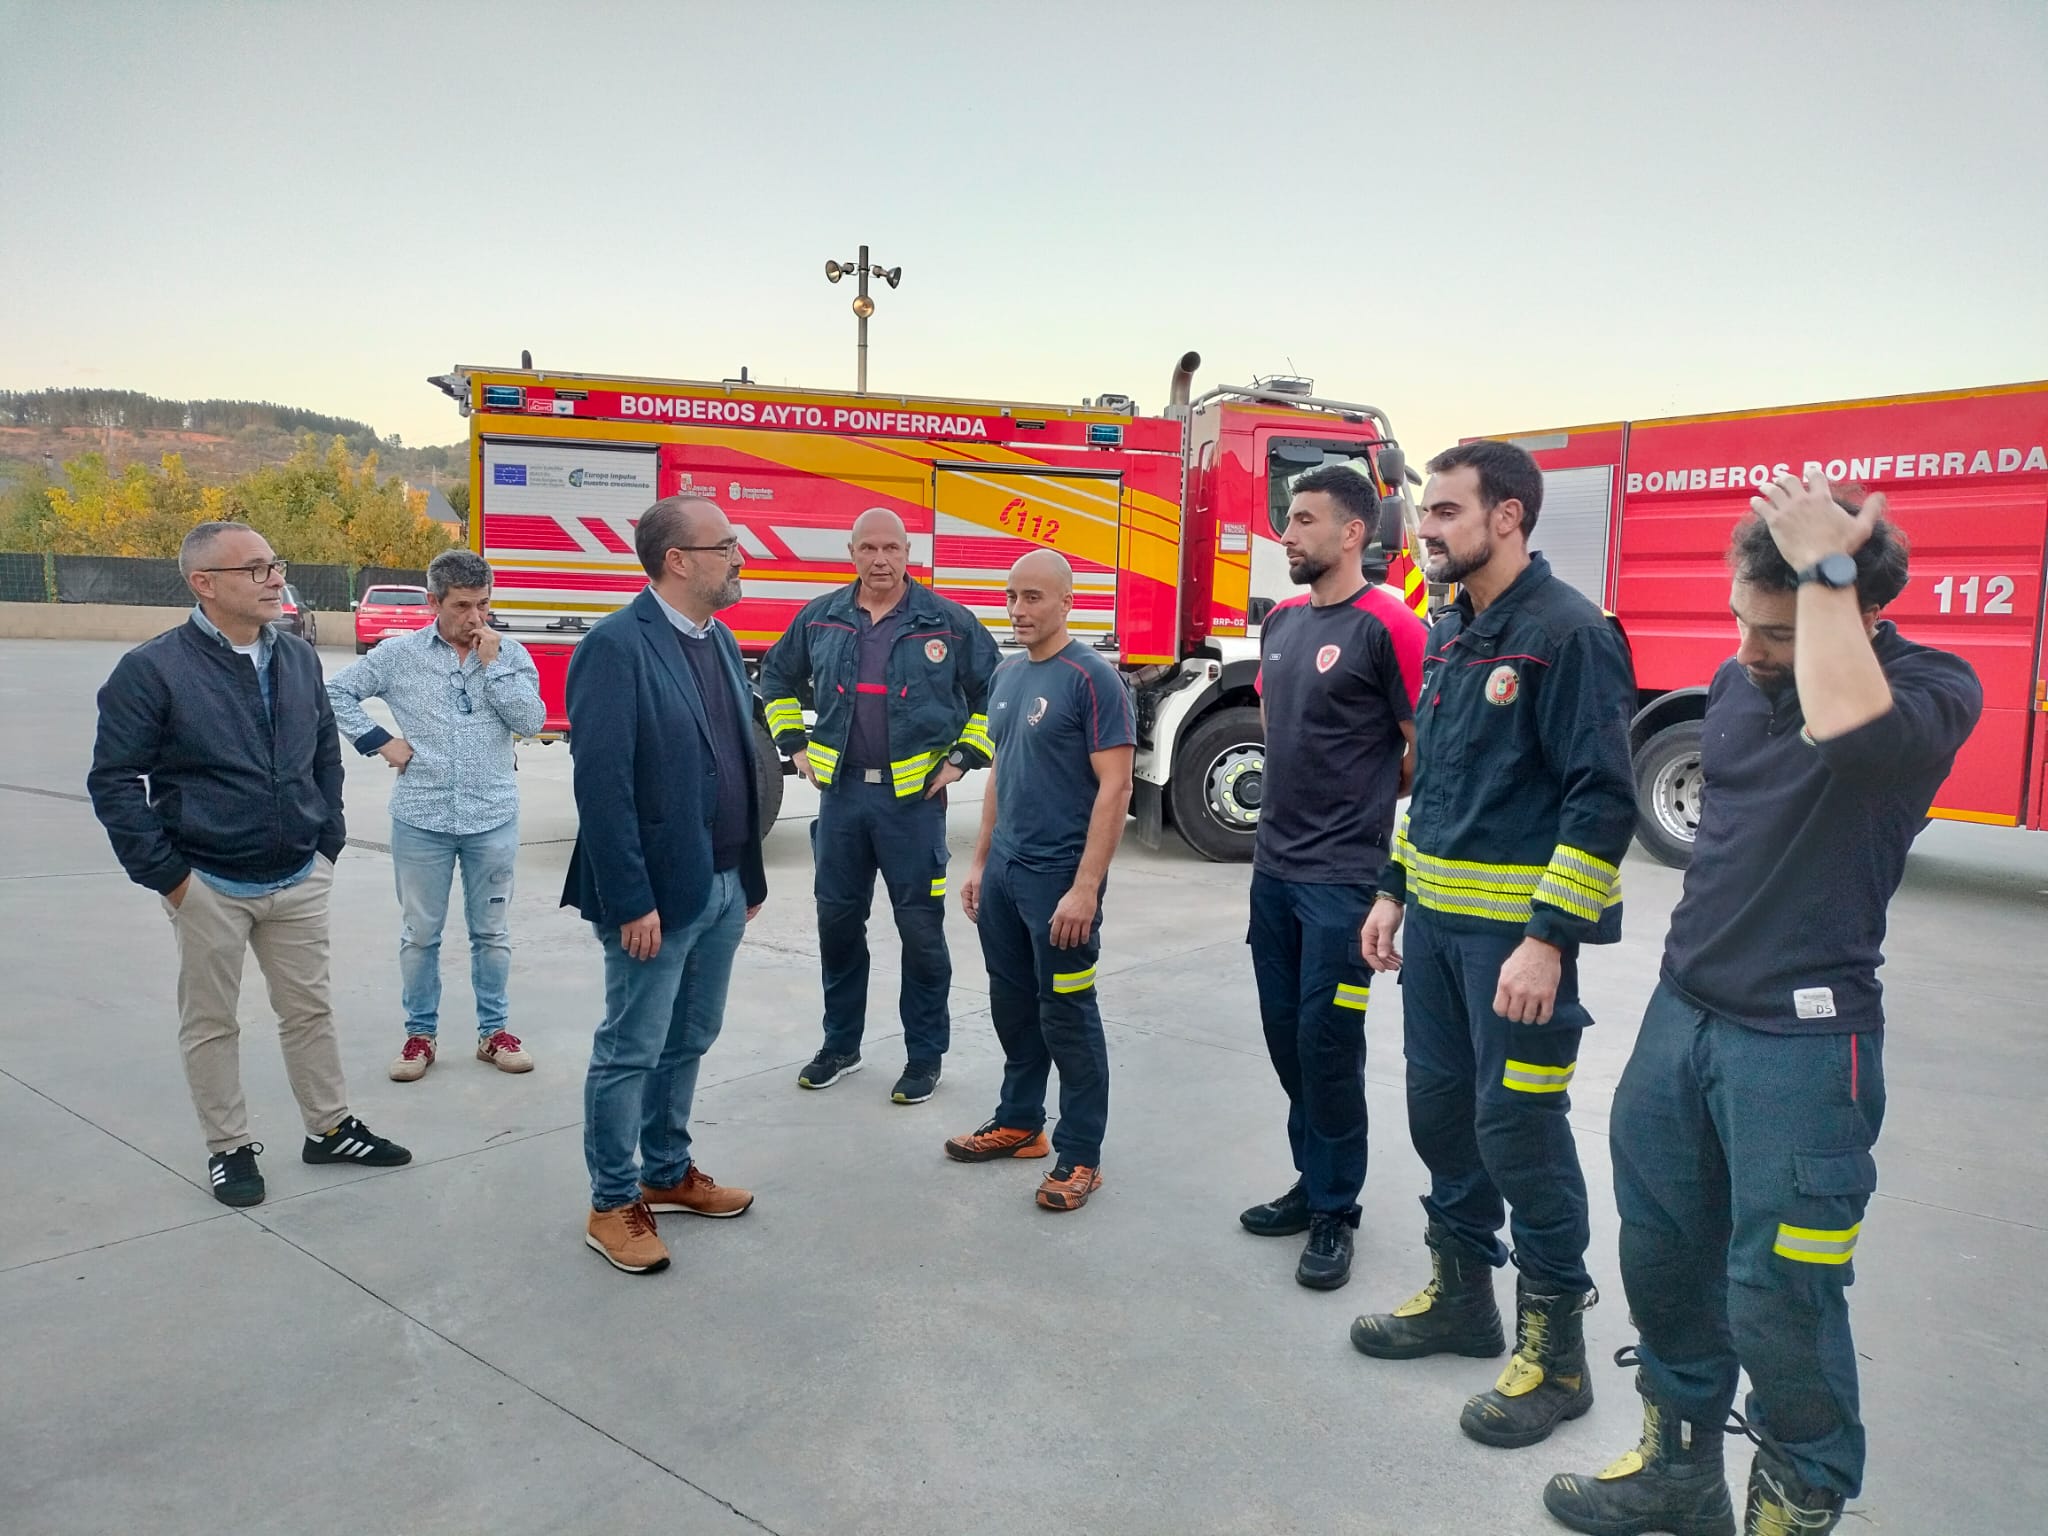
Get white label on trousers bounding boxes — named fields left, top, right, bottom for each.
left=1794, top=987, right=1837, bottom=1020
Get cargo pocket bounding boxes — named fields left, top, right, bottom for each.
left=1773, top=1148, right=1878, bottom=1276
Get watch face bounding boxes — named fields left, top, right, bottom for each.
left=1820, top=552, right=1858, bottom=588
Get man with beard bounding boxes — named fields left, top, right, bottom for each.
left=1352, top=440, right=1636, bottom=1451
left=562, top=495, right=769, bottom=1274
left=1544, top=476, right=1979, bottom=1536
left=1238, top=463, right=1425, bottom=1289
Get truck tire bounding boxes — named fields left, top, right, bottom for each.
left=1633, top=718, right=1704, bottom=869
left=1169, top=705, right=1263, bottom=863
left=752, top=718, right=785, bottom=832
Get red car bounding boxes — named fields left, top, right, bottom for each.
left=353, top=584, right=434, bottom=654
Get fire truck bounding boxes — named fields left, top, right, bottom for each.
left=430, top=354, right=1429, bottom=859
left=1485, top=380, right=2048, bottom=866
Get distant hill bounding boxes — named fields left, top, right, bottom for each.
left=0, top=388, right=465, bottom=491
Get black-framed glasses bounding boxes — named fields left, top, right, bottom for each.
left=199, top=560, right=288, bottom=581
left=449, top=671, right=473, bottom=715
left=674, top=539, right=742, bottom=558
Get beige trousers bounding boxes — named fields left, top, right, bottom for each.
left=164, top=855, right=351, bottom=1154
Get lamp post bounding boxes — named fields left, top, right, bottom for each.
left=824, top=245, right=901, bottom=394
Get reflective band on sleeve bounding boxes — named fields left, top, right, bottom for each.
left=1534, top=843, right=1623, bottom=923
left=764, top=696, right=805, bottom=734
left=956, top=712, right=994, bottom=756
left=1052, top=966, right=1097, bottom=994
left=806, top=740, right=841, bottom=786
left=1503, top=1060, right=1576, bottom=1094
left=1773, top=1221, right=1861, bottom=1265
left=1333, top=982, right=1370, bottom=1012
left=929, top=877, right=947, bottom=898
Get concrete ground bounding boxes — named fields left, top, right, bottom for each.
left=3, top=636, right=2043, bottom=1536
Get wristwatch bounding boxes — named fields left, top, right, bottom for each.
left=1796, top=553, right=1857, bottom=590
left=948, top=749, right=970, bottom=769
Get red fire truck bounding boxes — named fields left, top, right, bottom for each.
left=1487, top=381, right=2048, bottom=865
left=430, top=354, right=1429, bottom=859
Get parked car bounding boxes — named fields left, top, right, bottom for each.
left=275, top=583, right=318, bottom=646
left=354, top=584, right=433, bottom=654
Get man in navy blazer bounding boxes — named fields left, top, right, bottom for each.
left=562, top=494, right=769, bottom=1275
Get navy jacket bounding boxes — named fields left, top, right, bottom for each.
left=1379, top=553, right=1637, bottom=947
left=758, top=578, right=1001, bottom=795
left=88, top=617, right=345, bottom=894
left=559, top=589, right=769, bottom=929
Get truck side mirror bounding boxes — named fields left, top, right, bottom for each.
left=1375, top=500, right=1406, bottom=555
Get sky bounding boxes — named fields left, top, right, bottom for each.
left=3, top=0, right=2044, bottom=459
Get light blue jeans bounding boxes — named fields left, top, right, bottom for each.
left=391, top=815, right=519, bottom=1041
left=583, top=869, right=747, bottom=1211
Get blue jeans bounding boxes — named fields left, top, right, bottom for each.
left=1614, top=979, right=1885, bottom=1498
left=977, top=850, right=1109, bottom=1169
left=390, top=815, right=520, bottom=1040
left=583, top=869, right=748, bottom=1211
left=1248, top=872, right=1374, bottom=1219
left=813, top=780, right=951, bottom=1066
left=1400, top=903, right=1594, bottom=1293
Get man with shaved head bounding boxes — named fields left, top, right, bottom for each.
left=760, top=506, right=999, bottom=1106
left=947, top=549, right=1135, bottom=1214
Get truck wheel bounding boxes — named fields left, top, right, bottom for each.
left=1633, top=719, right=1704, bottom=869
left=752, top=718, right=785, bottom=832
left=1169, top=706, right=1263, bottom=863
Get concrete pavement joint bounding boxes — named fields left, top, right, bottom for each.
left=245, top=1219, right=789, bottom=1535
left=0, top=1209, right=239, bottom=1277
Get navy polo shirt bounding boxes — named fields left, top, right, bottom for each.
left=844, top=588, right=910, bottom=771
left=1661, top=622, right=1981, bottom=1034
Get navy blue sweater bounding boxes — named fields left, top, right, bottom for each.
left=89, top=618, right=346, bottom=894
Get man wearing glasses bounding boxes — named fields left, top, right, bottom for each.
left=561, top=495, right=769, bottom=1275
left=89, top=522, right=412, bottom=1208
left=327, top=548, right=547, bottom=1082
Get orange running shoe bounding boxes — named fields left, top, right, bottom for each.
left=943, top=1118, right=1052, bottom=1162
left=1035, top=1164, right=1102, bottom=1211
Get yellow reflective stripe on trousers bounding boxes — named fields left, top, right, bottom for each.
left=1333, top=982, right=1370, bottom=1013
left=929, top=876, right=947, bottom=898
left=1773, top=1221, right=1862, bottom=1265
left=1052, top=966, right=1097, bottom=994
left=1503, top=1059, right=1575, bottom=1094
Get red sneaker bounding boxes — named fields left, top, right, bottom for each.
left=388, top=1035, right=435, bottom=1082
left=476, top=1029, right=534, bottom=1073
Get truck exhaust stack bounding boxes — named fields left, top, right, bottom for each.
left=1166, top=352, right=1201, bottom=419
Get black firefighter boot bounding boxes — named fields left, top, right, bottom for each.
left=1459, top=1275, right=1596, bottom=1448
left=1742, top=1440, right=1844, bottom=1535
left=1350, top=1223, right=1506, bottom=1360
left=1543, top=1348, right=1737, bottom=1536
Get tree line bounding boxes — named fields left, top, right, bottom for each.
left=0, top=435, right=459, bottom=570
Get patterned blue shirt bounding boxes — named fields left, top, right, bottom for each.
left=326, top=621, right=547, bottom=836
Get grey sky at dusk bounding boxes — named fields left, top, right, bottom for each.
left=3, top=0, right=2043, bottom=458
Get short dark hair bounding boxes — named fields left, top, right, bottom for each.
left=634, top=495, right=717, bottom=580
left=1728, top=498, right=1909, bottom=610
left=426, top=548, right=493, bottom=597
left=1426, top=440, right=1543, bottom=536
left=1291, top=462, right=1380, bottom=528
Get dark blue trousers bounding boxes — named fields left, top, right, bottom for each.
left=977, top=849, right=1109, bottom=1169
left=1400, top=903, right=1593, bottom=1292
left=813, top=779, right=951, bottom=1067
left=1614, top=979, right=1885, bottom=1498
left=1247, top=872, right=1373, bottom=1219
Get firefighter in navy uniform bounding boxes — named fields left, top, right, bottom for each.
left=1352, top=440, right=1637, bottom=1450
left=760, top=508, right=1000, bottom=1107
left=1544, top=476, right=1981, bottom=1536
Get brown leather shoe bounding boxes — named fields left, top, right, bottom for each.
left=586, top=1200, right=670, bottom=1273
left=641, top=1163, right=754, bottom=1218
left=1036, top=1164, right=1103, bottom=1211
left=944, top=1118, right=1054, bottom=1162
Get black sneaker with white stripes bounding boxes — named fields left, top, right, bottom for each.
left=301, top=1116, right=413, bottom=1167
left=208, top=1142, right=266, bottom=1207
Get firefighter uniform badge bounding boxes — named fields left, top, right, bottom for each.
left=1485, top=664, right=1520, bottom=705
left=1315, top=644, right=1341, bottom=673
left=924, top=638, right=948, bottom=663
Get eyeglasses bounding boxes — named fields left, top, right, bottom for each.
left=449, top=671, right=473, bottom=715
left=199, top=561, right=288, bottom=581
left=673, top=540, right=742, bottom=559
